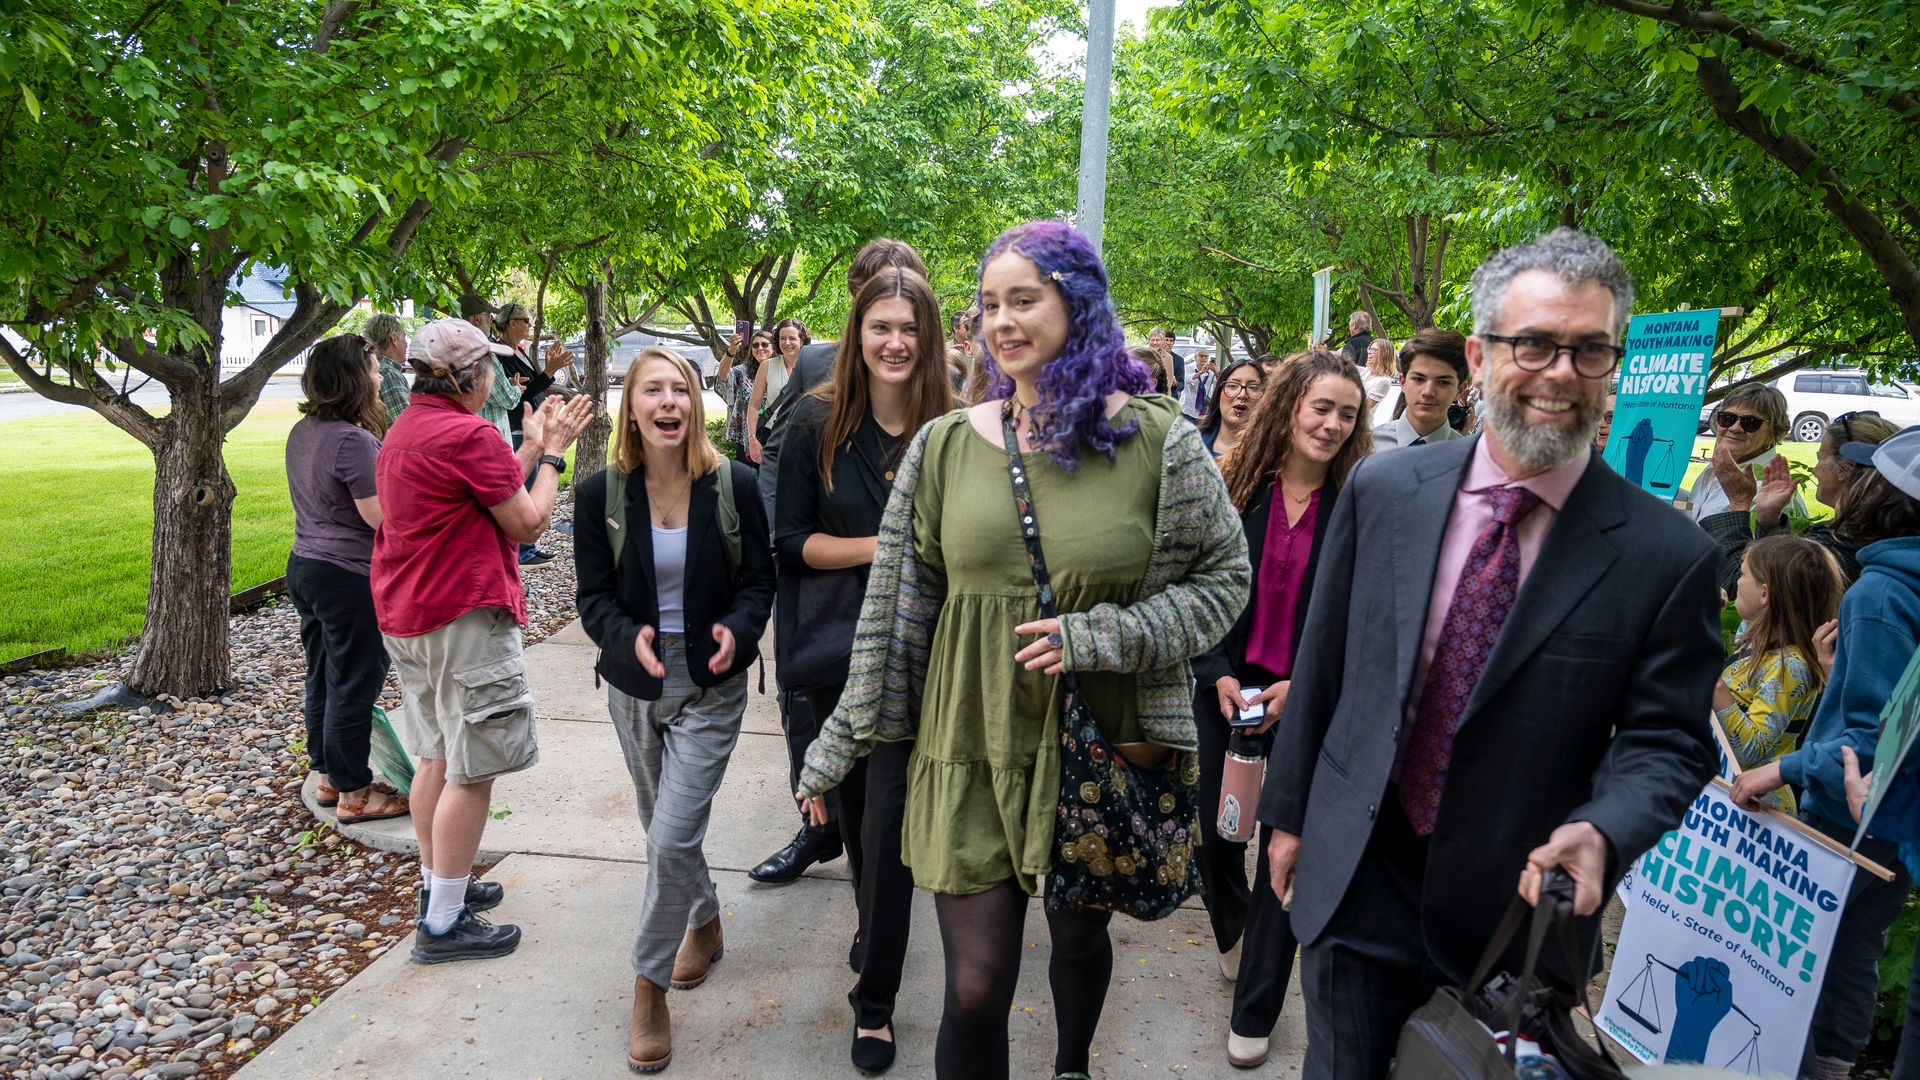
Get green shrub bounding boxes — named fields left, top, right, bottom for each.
left=706, top=416, right=738, bottom=460
left=1876, top=893, right=1919, bottom=1039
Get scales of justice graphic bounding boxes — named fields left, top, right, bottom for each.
left=1621, top=417, right=1678, bottom=492
left=1612, top=952, right=1765, bottom=1074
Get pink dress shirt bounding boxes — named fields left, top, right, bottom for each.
left=1403, top=438, right=1590, bottom=732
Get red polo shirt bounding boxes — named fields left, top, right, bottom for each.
left=371, top=393, right=527, bottom=637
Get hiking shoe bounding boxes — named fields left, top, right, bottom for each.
left=416, top=879, right=505, bottom=918
left=410, top=908, right=521, bottom=964
left=519, top=549, right=556, bottom=567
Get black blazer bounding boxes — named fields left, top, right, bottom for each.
left=773, top=397, right=899, bottom=690
left=1260, top=437, right=1721, bottom=985
left=1192, top=479, right=1338, bottom=691
left=573, top=460, right=776, bottom=700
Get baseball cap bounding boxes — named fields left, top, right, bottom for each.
left=1841, top=425, right=1920, bottom=500
left=457, top=293, right=498, bottom=319
left=407, top=316, right=513, bottom=376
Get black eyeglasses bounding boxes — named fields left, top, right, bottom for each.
left=1832, top=410, right=1865, bottom=443
left=1714, top=411, right=1766, bottom=433
left=1481, top=334, right=1624, bottom=379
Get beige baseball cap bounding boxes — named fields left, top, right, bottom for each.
left=406, top=316, right=512, bottom=376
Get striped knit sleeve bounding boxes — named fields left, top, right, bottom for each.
left=797, top=420, right=948, bottom=797
left=1059, top=417, right=1250, bottom=673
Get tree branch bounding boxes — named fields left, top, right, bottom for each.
left=1592, top=0, right=1920, bottom=121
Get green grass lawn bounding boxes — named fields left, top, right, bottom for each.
left=0, top=401, right=300, bottom=663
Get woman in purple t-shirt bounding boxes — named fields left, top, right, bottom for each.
left=285, top=334, right=408, bottom=824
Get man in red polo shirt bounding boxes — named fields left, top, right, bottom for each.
left=372, top=316, right=592, bottom=964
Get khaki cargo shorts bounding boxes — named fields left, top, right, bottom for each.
left=384, top=607, right=539, bottom=785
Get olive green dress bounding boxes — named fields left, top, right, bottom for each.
left=901, top=397, right=1175, bottom=895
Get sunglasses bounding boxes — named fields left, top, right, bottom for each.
left=1714, top=412, right=1766, bottom=433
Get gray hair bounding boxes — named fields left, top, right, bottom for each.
left=413, top=354, right=488, bottom=398
left=363, top=312, right=405, bottom=353
left=1470, top=227, right=1635, bottom=338
left=1718, top=382, right=1791, bottom=447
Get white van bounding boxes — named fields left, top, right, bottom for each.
left=1772, top=369, right=1920, bottom=442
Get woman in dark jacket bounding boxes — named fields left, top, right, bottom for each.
left=775, top=267, right=955, bottom=1073
left=573, top=347, right=775, bottom=1075
left=1190, top=349, right=1371, bottom=1069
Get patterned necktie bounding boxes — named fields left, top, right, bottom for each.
left=1399, top=485, right=1544, bottom=835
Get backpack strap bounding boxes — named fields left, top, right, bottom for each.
left=713, top=460, right=741, bottom=575
left=605, top=467, right=629, bottom=572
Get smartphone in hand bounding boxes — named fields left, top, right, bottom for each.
left=1231, top=685, right=1267, bottom=728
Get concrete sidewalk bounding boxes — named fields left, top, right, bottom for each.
left=242, top=620, right=1307, bottom=1078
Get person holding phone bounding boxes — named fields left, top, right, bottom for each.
left=1189, top=348, right=1371, bottom=1069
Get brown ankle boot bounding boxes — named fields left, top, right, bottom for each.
left=669, top=916, right=724, bottom=990
left=628, top=974, right=671, bottom=1073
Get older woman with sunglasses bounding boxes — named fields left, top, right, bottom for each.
left=1702, top=410, right=1902, bottom=595
left=1688, top=384, right=1804, bottom=521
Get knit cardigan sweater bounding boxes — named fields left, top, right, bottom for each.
left=796, top=404, right=1252, bottom=799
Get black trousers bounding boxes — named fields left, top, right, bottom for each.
left=1230, top=822, right=1302, bottom=1037
left=1193, top=683, right=1252, bottom=951
left=285, top=554, right=389, bottom=794
left=1299, top=795, right=1443, bottom=1080
left=779, top=686, right=841, bottom=836
left=839, top=729, right=915, bottom=1028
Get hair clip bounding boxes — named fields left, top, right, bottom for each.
left=1048, top=270, right=1070, bottom=282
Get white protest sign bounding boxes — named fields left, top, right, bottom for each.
left=1596, top=781, right=1856, bottom=1075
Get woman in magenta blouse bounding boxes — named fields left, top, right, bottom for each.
left=1190, top=348, right=1370, bottom=1068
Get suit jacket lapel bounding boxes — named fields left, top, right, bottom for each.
left=1391, top=439, right=1476, bottom=709
left=686, top=469, right=718, bottom=584
left=1461, top=456, right=1624, bottom=722
left=847, top=420, right=895, bottom=511
left=625, top=474, right=658, bottom=601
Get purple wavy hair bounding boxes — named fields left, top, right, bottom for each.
left=976, top=220, right=1152, bottom=470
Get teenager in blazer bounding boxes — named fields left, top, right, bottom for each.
left=573, top=348, right=775, bottom=1074
left=1189, top=349, right=1370, bottom=1069
left=775, top=266, right=955, bottom=1074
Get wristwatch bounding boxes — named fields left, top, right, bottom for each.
left=538, top=454, right=567, bottom=475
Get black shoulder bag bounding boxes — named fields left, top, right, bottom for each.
left=999, top=404, right=1201, bottom=920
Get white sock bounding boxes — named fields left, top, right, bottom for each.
left=420, top=866, right=432, bottom=891
left=424, top=874, right=468, bottom=935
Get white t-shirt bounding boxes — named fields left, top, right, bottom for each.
left=651, top=524, right=689, bottom=634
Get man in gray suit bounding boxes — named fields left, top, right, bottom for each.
left=1257, top=229, right=1722, bottom=1079
left=1369, top=327, right=1469, bottom=453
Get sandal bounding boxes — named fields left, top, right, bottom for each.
left=313, top=775, right=339, bottom=807
left=336, top=783, right=410, bottom=824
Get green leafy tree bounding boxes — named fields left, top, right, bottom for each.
left=0, top=0, right=856, bottom=697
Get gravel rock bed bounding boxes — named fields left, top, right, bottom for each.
left=0, top=503, right=581, bottom=1078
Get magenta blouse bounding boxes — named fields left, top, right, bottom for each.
left=1244, top=487, right=1319, bottom=679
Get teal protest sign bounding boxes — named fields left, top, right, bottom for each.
left=1603, top=309, right=1722, bottom=502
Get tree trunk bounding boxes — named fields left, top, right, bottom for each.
left=574, top=273, right=613, bottom=483
left=126, top=368, right=236, bottom=698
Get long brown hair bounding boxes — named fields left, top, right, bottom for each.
left=810, top=268, right=955, bottom=494
left=300, top=334, right=387, bottom=437
left=612, top=348, right=722, bottom=480
left=1735, top=534, right=1846, bottom=693
left=1221, top=349, right=1371, bottom=511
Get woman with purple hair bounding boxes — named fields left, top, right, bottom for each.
left=794, top=220, right=1251, bottom=1079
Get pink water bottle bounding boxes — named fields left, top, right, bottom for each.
left=1217, top=730, right=1265, bottom=842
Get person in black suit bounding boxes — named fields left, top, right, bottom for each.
left=573, top=347, right=776, bottom=1074
left=1188, top=349, right=1372, bottom=1069
left=774, top=267, right=957, bottom=1073
left=754, top=238, right=929, bottom=526
left=1339, top=310, right=1375, bottom=370
left=749, top=237, right=931, bottom=887
left=1260, top=229, right=1723, bottom=1079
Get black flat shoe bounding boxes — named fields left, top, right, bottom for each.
left=748, top=826, right=843, bottom=884
left=851, top=1022, right=895, bottom=1075
left=409, top=908, right=521, bottom=964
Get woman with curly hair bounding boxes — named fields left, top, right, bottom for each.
left=1195, top=348, right=1369, bottom=1068
left=795, top=221, right=1250, bottom=1080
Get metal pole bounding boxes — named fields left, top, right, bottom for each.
left=1076, top=0, right=1116, bottom=256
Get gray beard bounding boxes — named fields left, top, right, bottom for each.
left=1483, top=386, right=1602, bottom=473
